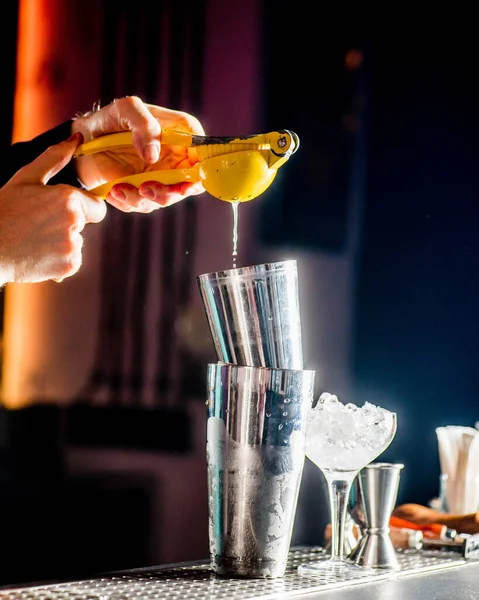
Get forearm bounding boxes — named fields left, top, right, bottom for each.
left=0, top=121, right=79, bottom=188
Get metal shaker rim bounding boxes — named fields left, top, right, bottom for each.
left=197, top=259, right=297, bottom=282
left=208, top=361, right=315, bottom=377
left=364, top=462, right=404, bottom=471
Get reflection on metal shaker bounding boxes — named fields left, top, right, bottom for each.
left=197, top=260, right=303, bottom=369
left=206, top=362, right=315, bottom=578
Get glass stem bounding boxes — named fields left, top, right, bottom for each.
left=324, top=472, right=356, bottom=561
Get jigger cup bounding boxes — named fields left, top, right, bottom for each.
left=197, top=260, right=303, bottom=369
left=348, top=462, right=404, bottom=570
left=206, top=362, right=315, bottom=578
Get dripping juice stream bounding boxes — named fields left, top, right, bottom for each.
left=232, top=201, right=239, bottom=268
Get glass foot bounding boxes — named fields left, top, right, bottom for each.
left=298, top=557, right=373, bottom=579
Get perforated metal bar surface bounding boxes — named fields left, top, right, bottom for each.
left=0, top=547, right=471, bottom=600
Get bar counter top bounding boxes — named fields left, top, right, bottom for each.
left=1, top=546, right=478, bottom=599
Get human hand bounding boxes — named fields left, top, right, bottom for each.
left=71, top=96, right=206, bottom=213
left=393, top=503, right=479, bottom=535
left=0, top=133, right=106, bottom=286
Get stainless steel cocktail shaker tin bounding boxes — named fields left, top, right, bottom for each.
left=197, top=260, right=303, bottom=370
left=206, top=362, right=315, bottom=578
left=198, top=260, right=315, bottom=578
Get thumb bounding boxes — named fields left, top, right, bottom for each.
left=11, top=132, right=84, bottom=186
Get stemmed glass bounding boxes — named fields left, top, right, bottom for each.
left=298, top=392, right=397, bottom=577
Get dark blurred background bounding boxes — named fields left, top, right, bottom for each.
left=1, top=1, right=479, bottom=587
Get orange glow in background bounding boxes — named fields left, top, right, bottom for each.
left=13, top=0, right=50, bottom=142
left=1, top=0, right=103, bottom=409
left=2, top=0, right=47, bottom=408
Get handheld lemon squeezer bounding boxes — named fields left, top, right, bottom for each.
left=73, top=128, right=299, bottom=202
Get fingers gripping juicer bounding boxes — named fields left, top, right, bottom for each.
left=74, top=128, right=299, bottom=202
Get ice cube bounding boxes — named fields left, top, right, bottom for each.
left=318, top=392, right=341, bottom=411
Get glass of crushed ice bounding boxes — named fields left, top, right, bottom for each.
left=298, top=392, right=397, bottom=577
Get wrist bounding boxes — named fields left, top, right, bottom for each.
left=71, top=101, right=102, bottom=188
left=0, top=264, right=13, bottom=287
left=71, top=99, right=102, bottom=137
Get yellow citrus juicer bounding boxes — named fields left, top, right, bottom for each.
left=73, top=128, right=300, bottom=202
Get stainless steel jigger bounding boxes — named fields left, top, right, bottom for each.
left=348, top=462, right=404, bottom=570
